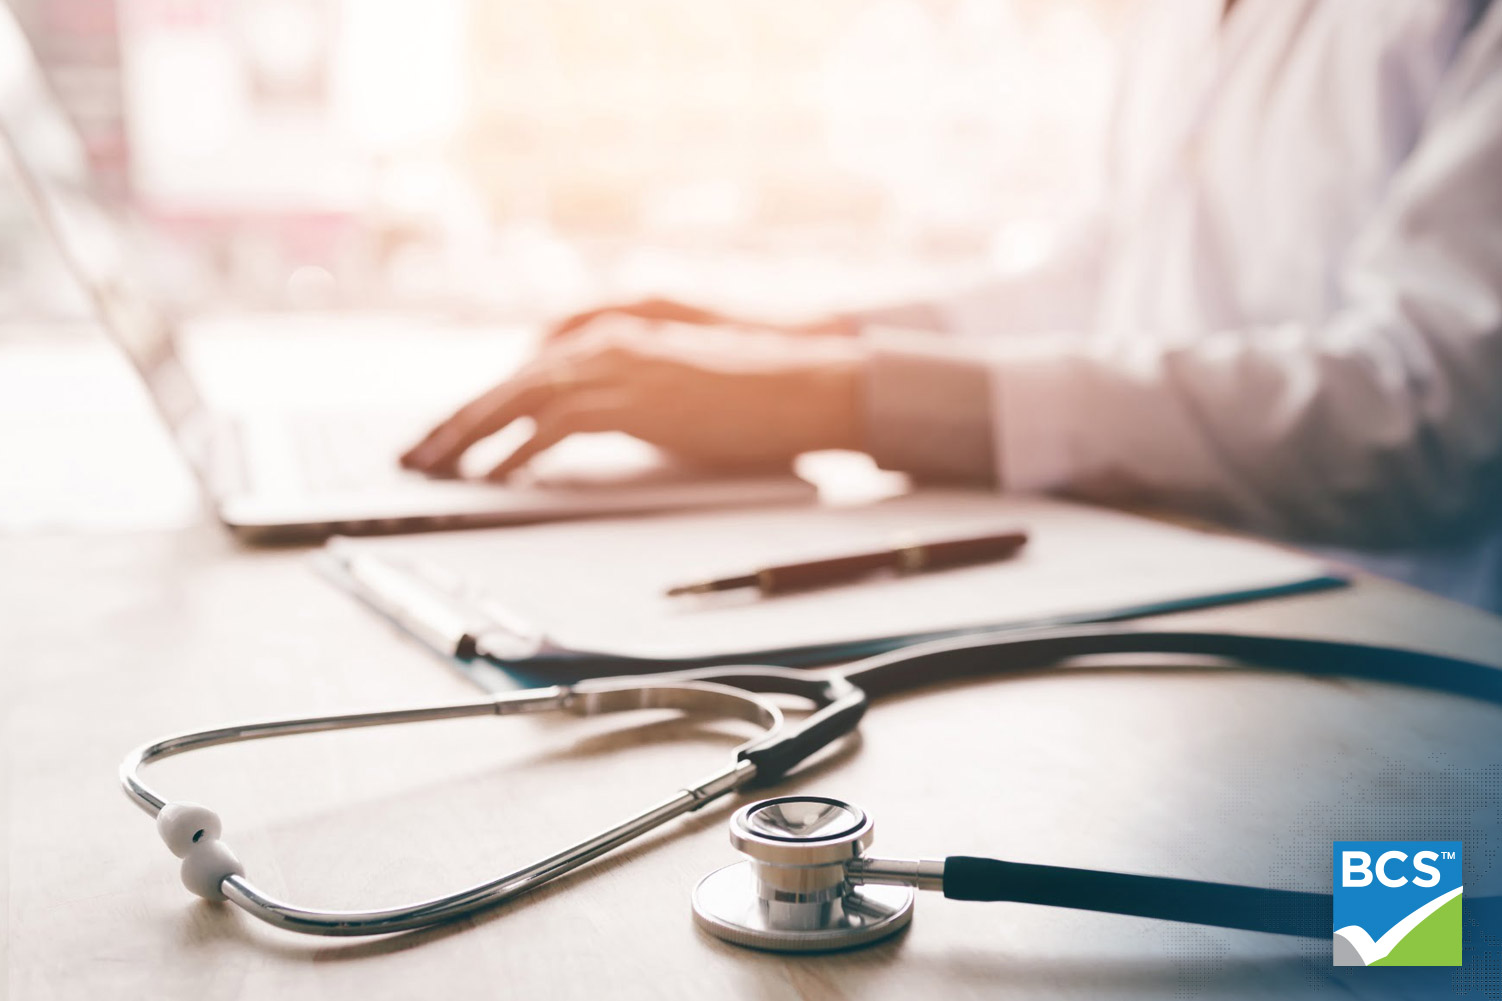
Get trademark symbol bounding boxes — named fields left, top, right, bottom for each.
left=1442, top=851, right=1457, bottom=860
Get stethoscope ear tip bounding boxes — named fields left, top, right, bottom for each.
left=156, top=802, right=244, bottom=902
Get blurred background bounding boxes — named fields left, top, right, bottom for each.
left=1, top=0, right=1134, bottom=322
left=0, top=0, right=1138, bottom=531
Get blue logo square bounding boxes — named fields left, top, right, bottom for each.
left=1332, top=841, right=1462, bottom=966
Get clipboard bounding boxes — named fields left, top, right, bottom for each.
left=314, top=491, right=1348, bottom=691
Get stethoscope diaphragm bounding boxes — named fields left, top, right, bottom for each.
left=692, top=796, right=917, bottom=952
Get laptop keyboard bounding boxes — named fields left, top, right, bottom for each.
left=292, top=414, right=423, bottom=493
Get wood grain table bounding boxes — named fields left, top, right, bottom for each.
left=3, top=522, right=1501, bottom=1000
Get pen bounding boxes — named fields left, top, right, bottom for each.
left=666, top=529, right=1029, bottom=597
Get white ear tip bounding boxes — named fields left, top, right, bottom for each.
left=180, top=839, right=245, bottom=902
left=156, top=802, right=223, bottom=858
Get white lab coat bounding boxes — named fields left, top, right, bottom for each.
left=924, top=0, right=1502, bottom=552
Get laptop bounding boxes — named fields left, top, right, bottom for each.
left=0, top=5, right=814, bottom=541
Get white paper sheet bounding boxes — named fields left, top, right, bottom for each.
left=328, top=491, right=1339, bottom=662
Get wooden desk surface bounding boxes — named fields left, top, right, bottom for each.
left=3, top=523, right=1501, bottom=1001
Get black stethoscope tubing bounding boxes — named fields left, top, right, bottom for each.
left=676, top=626, right=1502, bottom=938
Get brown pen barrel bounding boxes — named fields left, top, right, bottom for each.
left=909, top=531, right=1029, bottom=571
left=757, top=531, right=1027, bottom=594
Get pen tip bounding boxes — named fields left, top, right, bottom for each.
left=671, top=580, right=736, bottom=597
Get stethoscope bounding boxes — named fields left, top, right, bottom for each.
left=121, top=625, right=1502, bottom=949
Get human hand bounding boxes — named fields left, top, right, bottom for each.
left=400, top=316, right=867, bottom=480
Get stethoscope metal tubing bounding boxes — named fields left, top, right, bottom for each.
left=218, top=760, right=756, bottom=936
left=122, top=680, right=783, bottom=935
left=121, top=687, right=575, bottom=813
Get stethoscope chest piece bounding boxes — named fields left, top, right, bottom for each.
left=692, top=796, right=916, bottom=953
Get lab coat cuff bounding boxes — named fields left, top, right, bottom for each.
left=989, top=341, right=1081, bottom=493
left=861, top=328, right=998, bottom=484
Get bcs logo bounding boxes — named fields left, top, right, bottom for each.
left=1332, top=841, right=1462, bottom=967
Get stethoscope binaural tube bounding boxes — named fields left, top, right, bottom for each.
left=681, top=627, right=1502, bottom=788
left=835, top=627, right=1502, bottom=705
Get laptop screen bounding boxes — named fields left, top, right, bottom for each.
left=0, top=3, right=202, bottom=430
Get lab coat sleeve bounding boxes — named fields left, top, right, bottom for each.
left=991, top=13, right=1502, bottom=543
left=862, top=329, right=999, bottom=482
